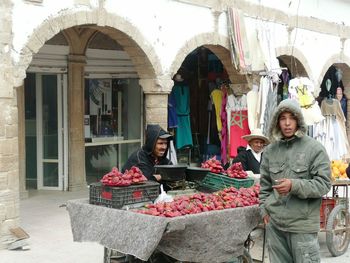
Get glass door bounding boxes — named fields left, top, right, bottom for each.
left=36, top=74, right=67, bottom=190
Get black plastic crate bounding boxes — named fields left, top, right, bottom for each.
left=89, top=181, right=160, bottom=209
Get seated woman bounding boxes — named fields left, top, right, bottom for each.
left=231, top=128, right=269, bottom=174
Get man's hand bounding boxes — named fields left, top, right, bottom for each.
left=272, top=178, right=292, bottom=195
left=153, top=174, right=162, bottom=181
left=263, top=215, right=270, bottom=225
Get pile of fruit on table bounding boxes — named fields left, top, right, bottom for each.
left=134, top=184, right=260, bottom=217
left=226, top=162, right=248, bottom=179
left=201, top=156, right=224, bottom=174
left=201, top=157, right=248, bottom=179
left=331, top=160, right=349, bottom=180
left=100, top=166, right=148, bottom=186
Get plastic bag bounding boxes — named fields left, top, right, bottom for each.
left=154, top=184, right=174, bottom=204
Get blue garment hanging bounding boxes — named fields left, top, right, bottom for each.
left=173, top=84, right=193, bottom=149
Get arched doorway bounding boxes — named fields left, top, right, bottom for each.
left=276, top=55, right=310, bottom=105
left=319, top=63, right=350, bottom=127
left=22, top=25, right=152, bottom=190
left=278, top=55, right=309, bottom=78
left=83, top=31, right=143, bottom=184
left=170, top=46, right=248, bottom=165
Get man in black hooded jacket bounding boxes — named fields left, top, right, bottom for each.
left=122, top=124, right=172, bottom=181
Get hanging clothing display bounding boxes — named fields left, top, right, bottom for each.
left=257, top=76, right=278, bottom=135
left=166, top=140, right=178, bottom=165
left=315, top=99, right=349, bottom=160
left=173, top=83, right=193, bottom=149
left=319, top=65, right=345, bottom=99
left=246, top=84, right=259, bottom=131
left=339, top=96, right=347, bottom=119
left=262, top=80, right=278, bottom=136
left=281, top=70, right=290, bottom=100
left=257, top=76, right=270, bottom=134
left=256, top=21, right=281, bottom=74
left=227, top=7, right=251, bottom=73
left=336, top=87, right=347, bottom=119
left=168, top=90, right=178, bottom=128
left=289, top=77, right=324, bottom=126
left=210, top=89, right=223, bottom=133
left=220, top=87, right=229, bottom=165
left=226, top=94, right=250, bottom=157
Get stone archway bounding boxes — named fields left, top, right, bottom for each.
left=319, top=60, right=350, bottom=135
left=275, top=46, right=312, bottom=80
left=169, top=33, right=247, bottom=91
left=171, top=34, right=239, bottom=79
left=13, top=8, right=172, bottom=129
left=14, top=8, right=163, bottom=88
left=318, top=54, right=350, bottom=93
left=15, top=9, right=171, bottom=194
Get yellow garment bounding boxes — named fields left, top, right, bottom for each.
left=295, top=85, right=314, bottom=107
left=211, top=89, right=223, bottom=132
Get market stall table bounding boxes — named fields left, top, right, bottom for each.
left=67, top=199, right=260, bottom=263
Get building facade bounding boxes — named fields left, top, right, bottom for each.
left=1, top=0, right=350, bottom=246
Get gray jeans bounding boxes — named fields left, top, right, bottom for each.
left=266, top=222, right=320, bottom=263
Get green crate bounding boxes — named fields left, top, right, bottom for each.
left=199, top=172, right=254, bottom=191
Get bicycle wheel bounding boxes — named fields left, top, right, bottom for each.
left=326, top=205, right=350, bottom=257
left=237, top=248, right=253, bottom=263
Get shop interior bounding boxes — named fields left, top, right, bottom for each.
left=170, top=50, right=350, bottom=168
left=170, top=47, right=230, bottom=166
left=84, top=78, right=142, bottom=184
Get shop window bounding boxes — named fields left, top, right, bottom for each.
left=84, top=78, right=142, bottom=184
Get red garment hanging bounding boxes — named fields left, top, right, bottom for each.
left=229, top=109, right=250, bottom=157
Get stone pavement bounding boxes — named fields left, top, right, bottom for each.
left=0, top=189, right=349, bottom=263
left=0, top=189, right=103, bottom=263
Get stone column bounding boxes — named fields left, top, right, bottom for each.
left=16, top=85, right=28, bottom=199
left=0, top=0, right=20, bottom=248
left=139, top=78, right=170, bottom=130
left=144, top=93, right=168, bottom=129
left=67, top=55, right=86, bottom=191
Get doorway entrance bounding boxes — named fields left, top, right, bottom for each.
left=25, top=73, right=68, bottom=190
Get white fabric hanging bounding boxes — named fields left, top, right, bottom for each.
left=167, top=140, right=178, bottom=165
left=246, top=84, right=259, bottom=131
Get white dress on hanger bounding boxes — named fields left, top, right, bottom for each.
left=320, top=99, right=349, bottom=160
left=289, top=77, right=324, bottom=126
left=247, top=84, right=259, bottom=131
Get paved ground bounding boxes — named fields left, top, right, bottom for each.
left=0, top=189, right=349, bottom=263
left=0, top=189, right=103, bottom=263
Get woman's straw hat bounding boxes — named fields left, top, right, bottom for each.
left=242, top=128, right=269, bottom=144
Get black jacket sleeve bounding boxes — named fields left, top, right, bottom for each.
left=232, top=151, right=249, bottom=171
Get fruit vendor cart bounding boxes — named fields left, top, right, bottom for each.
left=320, top=179, right=350, bottom=257
left=72, top=163, right=260, bottom=262
left=67, top=198, right=260, bottom=263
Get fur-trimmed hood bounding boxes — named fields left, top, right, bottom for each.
left=268, top=99, right=307, bottom=143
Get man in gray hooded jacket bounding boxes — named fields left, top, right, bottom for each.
left=259, top=99, right=331, bottom=263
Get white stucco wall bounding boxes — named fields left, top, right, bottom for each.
left=246, top=0, right=350, bottom=26
left=12, top=0, right=216, bottom=73
left=9, top=0, right=350, bottom=90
